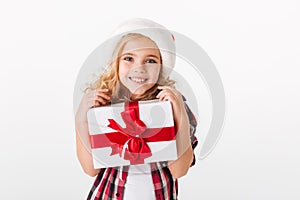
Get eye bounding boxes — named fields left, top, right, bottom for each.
left=145, top=59, right=157, bottom=64
left=123, top=56, right=133, bottom=62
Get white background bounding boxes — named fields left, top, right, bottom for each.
left=1, top=0, right=299, bottom=199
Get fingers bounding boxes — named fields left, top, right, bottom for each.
left=94, top=89, right=111, bottom=106
left=157, top=86, right=183, bottom=102
left=157, top=86, right=177, bottom=101
left=96, top=91, right=111, bottom=101
left=93, top=96, right=106, bottom=105
left=156, top=90, right=171, bottom=101
left=96, top=88, right=110, bottom=93
left=86, top=88, right=111, bottom=108
left=157, top=86, right=179, bottom=96
left=157, top=90, right=178, bottom=103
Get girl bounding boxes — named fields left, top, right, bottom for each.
left=75, top=18, right=198, bottom=200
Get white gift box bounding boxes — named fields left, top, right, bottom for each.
left=87, top=99, right=177, bottom=169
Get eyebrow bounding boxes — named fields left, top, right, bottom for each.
left=121, top=52, right=160, bottom=60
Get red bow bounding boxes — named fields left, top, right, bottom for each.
left=107, top=102, right=152, bottom=164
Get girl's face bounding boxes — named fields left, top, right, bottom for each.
left=118, top=37, right=161, bottom=95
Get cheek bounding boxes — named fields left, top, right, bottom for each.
left=118, top=63, right=129, bottom=79
left=151, top=66, right=161, bottom=80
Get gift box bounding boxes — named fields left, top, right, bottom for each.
left=87, top=99, right=177, bottom=169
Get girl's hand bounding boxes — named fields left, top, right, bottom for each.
left=156, top=86, right=187, bottom=125
left=83, top=88, right=111, bottom=109
left=75, top=88, right=111, bottom=123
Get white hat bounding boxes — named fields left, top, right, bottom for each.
left=110, top=18, right=176, bottom=77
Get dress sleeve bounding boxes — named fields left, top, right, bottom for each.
left=182, top=96, right=198, bottom=167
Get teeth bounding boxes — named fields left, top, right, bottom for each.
left=130, top=77, right=146, bottom=83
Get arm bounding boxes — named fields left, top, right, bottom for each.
left=156, top=86, right=197, bottom=178
left=167, top=103, right=194, bottom=178
left=75, top=119, right=100, bottom=177
left=167, top=102, right=198, bottom=178
left=75, top=89, right=111, bottom=177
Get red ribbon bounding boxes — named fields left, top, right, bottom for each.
left=90, top=101, right=175, bottom=165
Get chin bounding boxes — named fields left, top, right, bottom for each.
left=130, top=89, right=146, bottom=95
left=131, top=85, right=155, bottom=95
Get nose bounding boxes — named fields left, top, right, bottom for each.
left=133, top=61, right=146, bottom=73
left=133, top=66, right=146, bottom=73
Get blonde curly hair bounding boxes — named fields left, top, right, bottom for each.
left=84, top=33, right=175, bottom=103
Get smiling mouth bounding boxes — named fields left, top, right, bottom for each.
left=129, top=77, right=148, bottom=84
